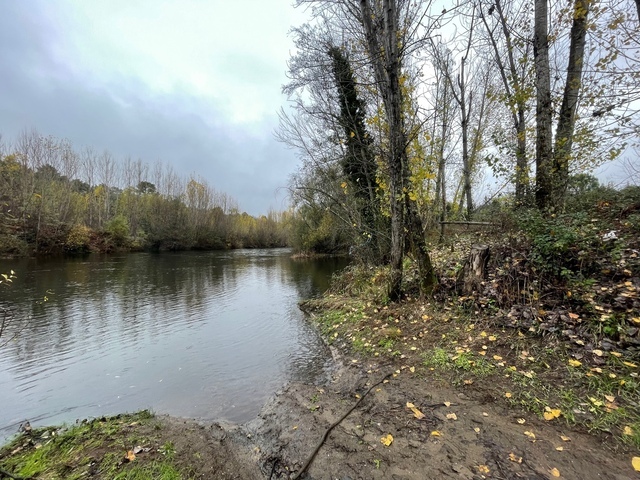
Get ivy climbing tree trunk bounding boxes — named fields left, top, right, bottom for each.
left=328, top=46, right=386, bottom=263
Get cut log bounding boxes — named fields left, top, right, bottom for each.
left=461, top=244, right=490, bottom=294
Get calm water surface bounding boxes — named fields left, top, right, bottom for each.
left=0, top=249, right=347, bottom=439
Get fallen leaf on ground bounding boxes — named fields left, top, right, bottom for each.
left=556, top=446, right=564, bottom=451
left=463, top=379, right=474, bottom=385
left=380, top=434, right=393, bottom=447
left=443, top=401, right=451, bottom=407
left=560, top=435, right=571, bottom=442
left=406, top=402, right=425, bottom=419
left=431, top=430, right=441, bottom=436
left=593, top=349, right=604, bottom=356
left=624, top=426, right=633, bottom=435
left=543, top=408, right=562, bottom=421
left=550, top=467, right=560, bottom=477
left=477, top=465, right=490, bottom=474
left=508, top=453, right=522, bottom=463
left=493, top=355, right=503, bottom=361
left=633, top=457, right=640, bottom=471
left=623, top=361, right=637, bottom=368
left=517, top=418, right=526, bottom=424
left=474, top=427, right=480, bottom=433
left=524, top=431, right=536, bottom=441
left=446, top=413, right=458, bottom=420
left=568, top=359, right=582, bottom=367
left=611, top=351, right=623, bottom=357
left=409, top=366, right=415, bottom=373
left=124, top=450, right=136, bottom=462
left=505, top=392, right=512, bottom=398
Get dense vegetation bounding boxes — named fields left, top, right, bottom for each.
left=0, top=131, right=291, bottom=256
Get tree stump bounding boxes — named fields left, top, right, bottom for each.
left=461, top=244, right=490, bottom=294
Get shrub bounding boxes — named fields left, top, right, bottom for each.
left=104, top=215, right=130, bottom=247
left=0, top=234, right=29, bottom=256
left=65, top=224, right=92, bottom=253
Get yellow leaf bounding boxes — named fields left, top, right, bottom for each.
left=632, top=457, right=640, bottom=471
left=560, top=435, right=571, bottom=442
left=349, top=131, right=355, bottom=138
left=480, top=331, right=487, bottom=337
left=446, top=413, right=458, bottom=420
left=568, top=359, right=582, bottom=367
left=517, top=418, right=526, bottom=424
left=604, top=395, right=616, bottom=403
left=431, top=430, right=441, bottom=436
left=611, top=351, right=623, bottom=357
left=473, top=427, right=480, bottom=433
left=505, top=392, right=512, bottom=398
left=550, top=467, right=560, bottom=477
left=543, top=408, right=562, bottom=421
left=125, top=450, right=136, bottom=462
left=488, top=335, right=497, bottom=341
left=477, top=465, right=490, bottom=474
left=556, top=446, right=564, bottom=451
left=493, top=355, right=503, bottom=361
left=623, top=361, right=638, bottom=368
left=623, top=426, right=633, bottom=435
left=292, top=425, right=298, bottom=430
left=406, top=402, right=425, bottom=419
left=380, top=434, right=393, bottom=446
left=593, top=349, right=604, bottom=356
left=443, top=401, right=451, bottom=407
left=478, top=351, right=486, bottom=356
left=524, top=431, right=536, bottom=440
left=409, top=366, right=415, bottom=373
left=508, top=452, right=522, bottom=463
left=463, top=379, right=474, bottom=385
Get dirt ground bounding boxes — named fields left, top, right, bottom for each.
left=150, top=343, right=638, bottom=480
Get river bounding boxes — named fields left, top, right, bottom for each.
left=0, top=249, right=347, bottom=440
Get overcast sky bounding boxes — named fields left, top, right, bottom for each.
left=0, top=1, right=310, bottom=215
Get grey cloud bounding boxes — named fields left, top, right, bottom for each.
left=0, top=3, right=297, bottom=215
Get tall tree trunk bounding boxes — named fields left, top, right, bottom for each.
left=360, top=0, right=436, bottom=299
left=553, top=0, right=590, bottom=209
left=534, top=0, right=554, bottom=211
left=360, top=0, right=405, bottom=300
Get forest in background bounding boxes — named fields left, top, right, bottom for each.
left=0, top=130, right=291, bottom=256
left=281, top=0, right=639, bottom=299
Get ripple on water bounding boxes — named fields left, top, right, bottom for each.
left=0, top=250, right=347, bottom=441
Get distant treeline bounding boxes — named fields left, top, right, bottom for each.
left=0, top=130, right=291, bottom=256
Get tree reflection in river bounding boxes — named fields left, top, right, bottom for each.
left=0, top=249, right=348, bottom=440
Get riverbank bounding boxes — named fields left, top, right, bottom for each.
left=3, top=216, right=640, bottom=478
left=2, top=348, right=639, bottom=479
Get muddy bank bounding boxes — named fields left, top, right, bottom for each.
left=2, top=351, right=638, bottom=479
left=207, top=347, right=635, bottom=480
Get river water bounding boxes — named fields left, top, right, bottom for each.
left=0, top=249, right=347, bottom=440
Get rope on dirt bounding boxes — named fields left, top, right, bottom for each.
left=0, top=467, right=27, bottom=480
left=291, top=371, right=393, bottom=480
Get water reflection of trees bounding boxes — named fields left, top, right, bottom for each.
left=0, top=251, right=347, bottom=370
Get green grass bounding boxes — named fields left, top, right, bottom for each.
left=0, top=411, right=193, bottom=480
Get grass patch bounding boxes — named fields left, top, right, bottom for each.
left=0, top=411, right=195, bottom=480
